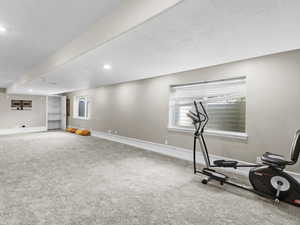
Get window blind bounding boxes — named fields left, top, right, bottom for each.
left=169, top=77, right=246, bottom=133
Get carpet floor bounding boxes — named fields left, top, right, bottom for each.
left=0, top=131, right=299, bottom=225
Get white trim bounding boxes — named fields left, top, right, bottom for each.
left=46, top=96, right=49, bottom=130
left=60, top=96, right=67, bottom=130
left=73, top=116, right=89, bottom=120
left=90, top=130, right=253, bottom=177
left=168, top=126, right=248, bottom=141
left=170, top=76, right=247, bottom=89
left=65, top=126, right=300, bottom=181
left=205, top=129, right=248, bottom=140
left=0, top=126, right=47, bottom=136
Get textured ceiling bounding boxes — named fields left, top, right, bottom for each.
left=0, top=0, right=122, bottom=88
left=4, top=0, right=300, bottom=94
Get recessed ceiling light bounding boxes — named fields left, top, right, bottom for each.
left=0, top=26, right=7, bottom=33
left=103, top=64, right=112, bottom=70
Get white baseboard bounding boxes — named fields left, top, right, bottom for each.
left=0, top=126, right=47, bottom=136
left=91, top=130, right=253, bottom=177
left=68, top=125, right=300, bottom=181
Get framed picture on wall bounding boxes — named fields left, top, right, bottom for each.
left=11, top=100, right=22, bottom=110
left=22, top=100, right=32, bottom=109
left=11, top=100, right=32, bottom=110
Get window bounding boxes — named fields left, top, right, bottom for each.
left=73, top=96, right=90, bottom=120
left=169, top=77, right=246, bottom=139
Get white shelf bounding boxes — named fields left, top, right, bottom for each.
left=47, top=96, right=66, bottom=130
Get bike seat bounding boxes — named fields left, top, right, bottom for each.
left=261, top=152, right=290, bottom=166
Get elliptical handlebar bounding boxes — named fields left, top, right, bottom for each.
left=198, top=101, right=209, bottom=133
left=186, top=101, right=209, bottom=136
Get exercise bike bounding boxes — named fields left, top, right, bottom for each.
left=187, top=100, right=300, bottom=206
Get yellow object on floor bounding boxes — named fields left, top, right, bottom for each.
left=66, top=128, right=78, bottom=133
left=75, top=129, right=82, bottom=135
left=75, top=129, right=91, bottom=136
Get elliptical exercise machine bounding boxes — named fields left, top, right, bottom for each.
left=187, top=101, right=300, bottom=206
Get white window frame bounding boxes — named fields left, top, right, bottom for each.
left=73, top=96, right=90, bottom=120
left=168, top=77, right=248, bottom=140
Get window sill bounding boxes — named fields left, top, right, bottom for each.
left=73, top=117, right=89, bottom=120
left=168, top=126, right=248, bottom=141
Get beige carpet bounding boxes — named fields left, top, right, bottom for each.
left=0, top=131, right=299, bottom=225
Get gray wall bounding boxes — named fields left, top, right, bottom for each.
left=67, top=50, right=300, bottom=173
left=0, top=94, right=47, bottom=129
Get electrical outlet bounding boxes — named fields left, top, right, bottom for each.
left=165, top=139, right=168, bottom=145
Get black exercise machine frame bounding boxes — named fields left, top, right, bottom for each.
left=191, top=101, right=262, bottom=194
left=189, top=100, right=300, bottom=205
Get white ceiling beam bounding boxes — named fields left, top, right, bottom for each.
left=7, top=0, right=183, bottom=94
